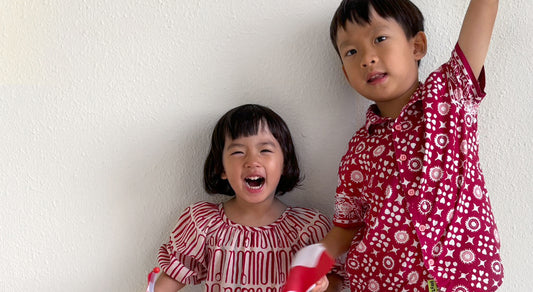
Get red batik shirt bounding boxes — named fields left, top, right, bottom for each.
left=158, top=201, right=343, bottom=292
left=333, top=44, right=503, bottom=292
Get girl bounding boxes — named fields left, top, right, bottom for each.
left=155, top=104, right=342, bottom=292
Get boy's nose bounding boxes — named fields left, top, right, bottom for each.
left=361, top=58, right=376, bottom=68
left=360, top=49, right=377, bottom=68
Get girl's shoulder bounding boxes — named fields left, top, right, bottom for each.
left=282, top=207, right=333, bottom=243
left=184, top=201, right=224, bottom=224
left=284, top=206, right=331, bottom=226
left=189, top=200, right=220, bottom=210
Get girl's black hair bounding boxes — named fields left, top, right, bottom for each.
left=203, top=104, right=301, bottom=196
left=330, top=0, right=424, bottom=56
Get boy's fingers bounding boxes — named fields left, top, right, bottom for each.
left=310, top=276, right=329, bottom=292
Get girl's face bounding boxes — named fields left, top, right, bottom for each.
left=221, top=124, right=284, bottom=206
left=336, top=7, right=426, bottom=117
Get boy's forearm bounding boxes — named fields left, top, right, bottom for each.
left=321, top=225, right=360, bottom=258
left=458, top=0, right=499, bottom=78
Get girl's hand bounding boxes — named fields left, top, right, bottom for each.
left=309, top=276, right=329, bottom=292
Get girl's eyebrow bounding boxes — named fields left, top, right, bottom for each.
left=225, top=140, right=277, bottom=150
left=258, top=141, right=277, bottom=148
left=225, top=142, right=244, bottom=150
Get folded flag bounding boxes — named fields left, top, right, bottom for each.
left=282, top=244, right=334, bottom=292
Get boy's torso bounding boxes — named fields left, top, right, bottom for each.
left=335, top=45, right=503, bottom=291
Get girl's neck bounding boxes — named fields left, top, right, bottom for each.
left=223, top=197, right=287, bottom=227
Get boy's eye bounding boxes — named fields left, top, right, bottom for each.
left=375, top=36, right=387, bottom=43
left=345, top=49, right=357, bottom=57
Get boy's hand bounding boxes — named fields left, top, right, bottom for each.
left=282, top=244, right=334, bottom=292
left=309, top=276, right=329, bottom=292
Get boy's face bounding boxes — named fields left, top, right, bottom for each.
left=335, top=8, right=426, bottom=117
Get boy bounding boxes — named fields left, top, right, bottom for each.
left=286, top=0, right=503, bottom=291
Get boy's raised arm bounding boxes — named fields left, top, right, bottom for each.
left=458, top=0, right=499, bottom=79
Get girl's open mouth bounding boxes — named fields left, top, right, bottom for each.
left=245, top=176, right=265, bottom=189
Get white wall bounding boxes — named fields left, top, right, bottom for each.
left=1, top=0, right=531, bottom=291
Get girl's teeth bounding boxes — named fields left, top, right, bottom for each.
left=245, top=176, right=265, bottom=188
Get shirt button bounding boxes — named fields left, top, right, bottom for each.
left=394, top=124, right=402, bottom=131
left=419, top=224, right=427, bottom=232
left=428, top=259, right=435, bottom=266
left=408, top=189, right=415, bottom=196
left=399, top=154, right=407, bottom=161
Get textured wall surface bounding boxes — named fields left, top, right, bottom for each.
left=1, top=0, right=531, bottom=291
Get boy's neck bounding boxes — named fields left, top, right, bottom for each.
left=375, top=81, right=420, bottom=119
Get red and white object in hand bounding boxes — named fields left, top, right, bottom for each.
left=282, top=244, right=334, bottom=292
left=146, top=267, right=160, bottom=292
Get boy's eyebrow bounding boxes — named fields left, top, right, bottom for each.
left=338, top=40, right=351, bottom=50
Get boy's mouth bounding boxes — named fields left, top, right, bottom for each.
left=245, top=176, right=265, bottom=189
left=367, top=72, right=387, bottom=83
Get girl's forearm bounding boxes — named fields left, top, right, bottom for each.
left=154, top=271, right=186, bottom=292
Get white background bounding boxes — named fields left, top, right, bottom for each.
left=1, top=0, right=531, bottom=291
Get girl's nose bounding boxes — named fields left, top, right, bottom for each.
left=244, top=155, right=261, bottom=168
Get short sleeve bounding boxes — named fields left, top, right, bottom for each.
left=441, top=43, right=486, bottom=106
left=158, top=203, right=214, bottom=285
left=332, top=133, right=370, bottom=229
left=332, top=192, right=368, bottom=228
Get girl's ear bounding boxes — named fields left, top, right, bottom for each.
left=221, top=171, right=227, bottom=180
left=412, top=31, right=427, bottom=61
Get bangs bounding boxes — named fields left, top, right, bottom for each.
left=330, top=0, right=425, bottom=55
left=225, top=113, right=268, bottom=140
left=338, top=0, right=373, bottom=28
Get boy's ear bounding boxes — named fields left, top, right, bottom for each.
left=412, top=31, right=427, bottom=61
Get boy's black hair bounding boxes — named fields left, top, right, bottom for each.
left=203, top=104, right=301, bottom=196
left=330, top=0, right=424, bottom=56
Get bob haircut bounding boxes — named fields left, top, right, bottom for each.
left=330, top=0, right=424, bottom=57
left=203, top=104, right=301, bottom=196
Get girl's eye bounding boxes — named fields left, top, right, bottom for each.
left=230, top=151, right=244, bottom=155
left=345, top=49, right=357, bottom=57
left=261, top=149, right=273, bottom=153
left=375, top=36, right=387, bottom=43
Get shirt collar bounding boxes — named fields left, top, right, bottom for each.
left=364, top=104, right=390, bottom=132
left=363, top=84, right=423, bottom=132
